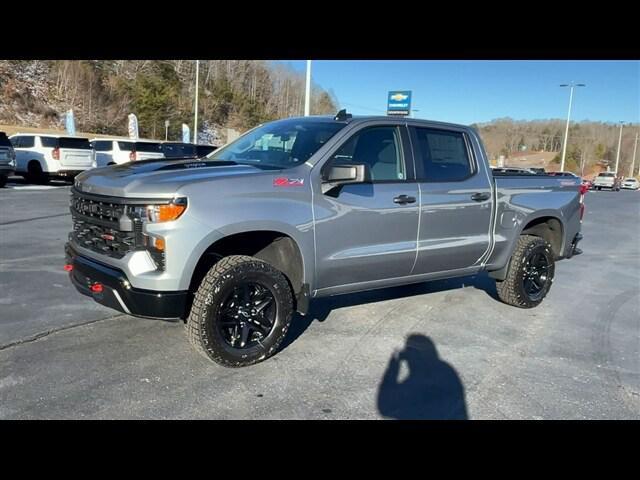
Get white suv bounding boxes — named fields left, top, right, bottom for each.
left=10, top=133, right=93, bottom=183
left=90, top=138, right=164, bottom=168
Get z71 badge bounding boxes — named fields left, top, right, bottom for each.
left=273, top=177, right=304, bottom=187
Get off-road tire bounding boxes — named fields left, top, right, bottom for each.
left=496, top=235, right=555, bottom=308
left=186, top=255, right=294, bottom=367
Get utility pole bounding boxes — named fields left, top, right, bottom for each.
left=165, top=120, right=170, bottom=141
left=631, top=131, right=638, bottom=177
left=614, top=121, right=624, bottom=175
left=193, top=60, right=200, bottom=144
left=559, top=82, right=586, bottom=172
left=304, top=60, right=312, bottom=116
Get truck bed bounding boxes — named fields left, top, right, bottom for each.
left=485, top=174, right=582, bottom=272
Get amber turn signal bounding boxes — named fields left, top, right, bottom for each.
left=147, top=202, right=187, bottom=223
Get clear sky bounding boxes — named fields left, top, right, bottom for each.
left=277, top=60, right=639, bottom=125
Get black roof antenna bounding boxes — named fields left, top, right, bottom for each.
left=334, top=109, right=352, bottom=121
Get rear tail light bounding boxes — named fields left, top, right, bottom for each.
left=52, top=147, right=60, bottom=161
left=129, top=151, right=136, bottom=161
left=90, top=283, right=103, bottom=294
left=63, top=264, right=73, bottom=272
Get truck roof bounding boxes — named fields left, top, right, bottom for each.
left=282, top=114, right=470, bottom=130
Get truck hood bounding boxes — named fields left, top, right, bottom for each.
left=74, top=159, right=270, bottom=198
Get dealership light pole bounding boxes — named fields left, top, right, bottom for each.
left=193, top=60, right=200, bottom=144
left=559, top=82, right=585, bottom=172
left=614, top=121, right=624, bottom=175
left=304, top=60, right=311, bottom=116
left=632, top=131, right=639, bottom=177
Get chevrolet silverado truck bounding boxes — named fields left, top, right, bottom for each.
left=65, top=112, right=585, bottom=367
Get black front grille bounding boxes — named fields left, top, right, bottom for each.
left=71, top=219, right=136, bottom=259
left=69, top=189, right=165, bottom=269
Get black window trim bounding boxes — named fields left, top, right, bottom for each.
left=320, top=123, right=416, bottom=185
left=409, top=125, right=478, bottom=183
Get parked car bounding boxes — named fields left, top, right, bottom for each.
left=66, top=112, right=585, bottom=367
left=0, top=131, right=16, bottom=188
left=160, top=142, right=218, bottom=159
left=161, top=142, right=198, bottom=159
left=622, top=177, right=639, bottom=190
left=90, top=138, right=164, bottom=168
left=196, top=144, right=218, bottom=157
left=10, top=133, right=92, bottom=183
left=592, top=172, right=620, bottom=191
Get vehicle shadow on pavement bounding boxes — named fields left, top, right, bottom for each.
left=280, top=272, right=498, bottom=352
left=376, top=334, right=468, bottom=420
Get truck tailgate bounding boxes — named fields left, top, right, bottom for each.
left=61, top=148, right=93, bottom=168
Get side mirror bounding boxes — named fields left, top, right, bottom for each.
left=322, top=163, right=368, bottom=194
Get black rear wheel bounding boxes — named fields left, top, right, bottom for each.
left=496, top=235, right=555, bottom=308
left=26, top=161, right=48, bottom=184
left=0, top=175, right=7, bottom=188
left=186, top=255, right=294, bottom=367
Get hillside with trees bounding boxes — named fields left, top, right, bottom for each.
left=472, top=118, right=639, bottom=176
left=0, top=60, right=338, bottom=143
left=1, top=60, right=637, bottom=176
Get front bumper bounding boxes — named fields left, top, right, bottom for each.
left=65, top=243, right=188, bottom=320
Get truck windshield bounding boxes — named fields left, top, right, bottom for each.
left=206, top=118, right=347, bottom=169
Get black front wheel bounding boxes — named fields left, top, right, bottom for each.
left=186, top=255, right=294, bottom=367
left=496, top=235, right=555, bottom=308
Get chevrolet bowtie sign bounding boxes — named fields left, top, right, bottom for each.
left=387, top=90, right=412, bottom=116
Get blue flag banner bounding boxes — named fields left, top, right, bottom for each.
left=65, top=109, right=76, bottom=135
left=182, top=124, right=190, bottom=143
left=128, top=114, right=139, bottom=139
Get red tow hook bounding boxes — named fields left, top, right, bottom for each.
left=63, top=264, right=73, bottom=272
left=90, top=283, right=104, bottom=294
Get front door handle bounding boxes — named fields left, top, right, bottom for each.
left=471, top=192, right=491, bottom=202
left=393, top=195, right=417, bottom=205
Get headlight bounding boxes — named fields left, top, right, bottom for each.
left=132, top=197, right=187, bottom=223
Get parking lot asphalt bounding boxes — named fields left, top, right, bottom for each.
left=0, top=177, right=638, bottom=419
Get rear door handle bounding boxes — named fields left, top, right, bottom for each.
left=393, top=195, right=417, bottom=205
left=471, top=192, right=491, bottom=202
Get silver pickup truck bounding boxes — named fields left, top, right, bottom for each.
left=65, top=112, right=585, bottom=367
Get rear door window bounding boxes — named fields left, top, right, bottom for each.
left=40, top=136, right=58, bottom=148
left=134, top=142, right=161, bottom=152
left=59, top=138, right=91, bottom=149
left=413, top=128, right=474, bottom=182
left=93, top=141, right=113, bottom=151
left=117, top=141, right=134, bottom=151
left=20, top=136, right=35, bottom=148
